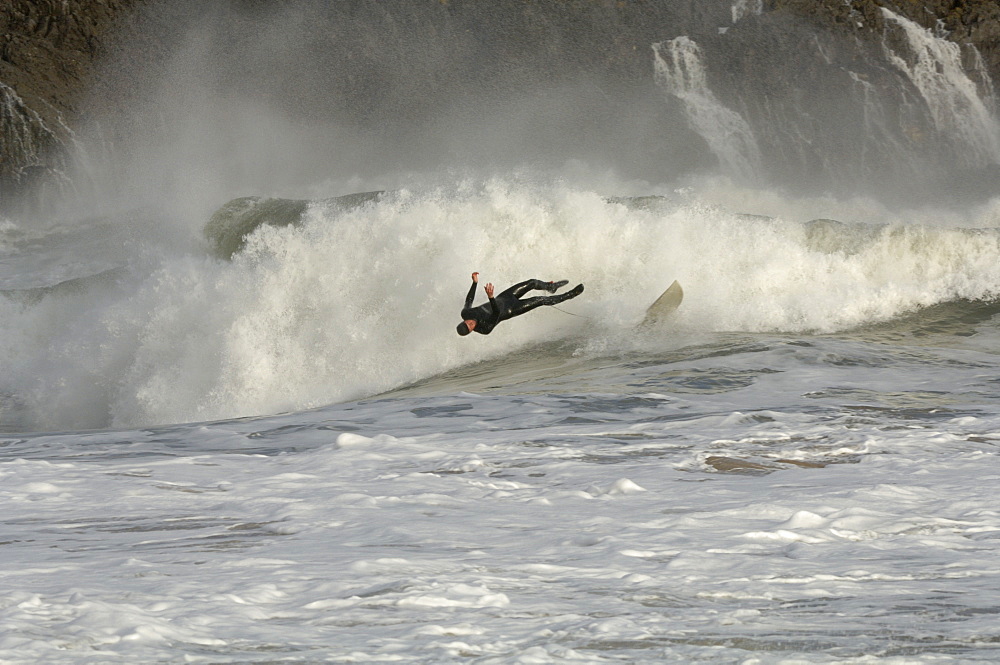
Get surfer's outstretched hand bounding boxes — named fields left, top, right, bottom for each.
left=485, top=283, right=495, bottom=298
left=472, top=272, right=479, bottom=283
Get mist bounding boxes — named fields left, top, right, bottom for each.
left=6, top=0, right=1000, bottom=432
left=69, top=0, right=712, bottom=228
left=38, top=0, right=1000, bottom=230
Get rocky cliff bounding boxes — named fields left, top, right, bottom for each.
left=2, top=0, right=999, bottom=214
left=1, top=0, right=138, bottom=212
left=696, top=0, right=1000, bottom=195
left=770, top=0, right=1000, bottom=77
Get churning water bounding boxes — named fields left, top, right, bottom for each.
left=3, top=1, right=1000, bottom=662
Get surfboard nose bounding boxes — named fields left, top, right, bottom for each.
left=641, top=280, right=683, bottom=327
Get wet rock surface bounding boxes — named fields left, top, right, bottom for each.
left=1, top=0, right=136, bottom=210
left=2, top=0, right=999, bottom=212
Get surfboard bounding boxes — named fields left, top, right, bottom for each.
left=640, top=280, right=683, bottom=327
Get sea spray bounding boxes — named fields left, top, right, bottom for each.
left=5, top=180, right=1000, bottom=431
left=846, top=70, right=916, bottom=178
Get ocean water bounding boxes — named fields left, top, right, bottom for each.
left=6, top=0, right=1000, bottom=660
left=4, top=178, right=1000, bottom=663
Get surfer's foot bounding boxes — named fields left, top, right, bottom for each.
left=547, top=279, right=569, bottom=293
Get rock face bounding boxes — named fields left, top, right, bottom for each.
left=770, top=0, right=1000, bottom=77
left=2, top=0, right=1000, bottom=213
left=695, top=0, right=1000, bottom=197
left=0, top=0, right=136, bottom=213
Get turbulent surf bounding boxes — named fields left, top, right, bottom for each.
left=3, top=1, right=1000, bottom=662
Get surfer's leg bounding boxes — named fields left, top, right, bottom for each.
left=554, top=283, right=584, bottom=302
left=504, top=279, right=552, bottom=299
left=547, top=279, right=569, bottom=292
left=507, top=285, right=584, bottom=319
left=506, top=296, right=551, bottom=318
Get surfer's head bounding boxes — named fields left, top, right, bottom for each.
left=457, top=319, right=475, bottom=336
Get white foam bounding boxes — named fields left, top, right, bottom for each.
left=3, top=383, right=1000, bottom=661
left=5, top=179, right=1000, bottom=431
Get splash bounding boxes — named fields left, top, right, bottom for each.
left=652, top=37, right=763, bottom=182
left=6, top=179, right=1000, bottom=432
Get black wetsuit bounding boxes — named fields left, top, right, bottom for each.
left=461, top=279, right=584, bottom=335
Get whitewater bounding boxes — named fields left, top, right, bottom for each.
left=4, top=1, right=1000, bottom=662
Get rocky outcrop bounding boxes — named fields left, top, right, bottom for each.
left=0, top=0, right=136, bottom=213
left=2, top=0, right=1000, bottom=212
left=768, top=0, right=1000, bottom=80
left=721, top=1, right=1000, bottom=198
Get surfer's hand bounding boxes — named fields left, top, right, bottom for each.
left=472, top=272, right=479, bottom=283
left=485, top=283, right=494, bottom=298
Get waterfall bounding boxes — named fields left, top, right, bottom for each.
left=0, top=83, right=48, bottom=183
left=652, top=36, right=763, bottom=182
left=967, top=46, right=997, bottom=115
left=0, top=82, right=74, bottom=211
left=881, top=8, right=1000, bottom=166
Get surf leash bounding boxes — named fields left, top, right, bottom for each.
left=550, top=305, right=592, bottom=319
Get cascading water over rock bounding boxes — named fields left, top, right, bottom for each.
left=652, top=36, right=763, bottom=183
left=881, top=8, right=1000, bottom=168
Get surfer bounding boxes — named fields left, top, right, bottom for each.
left=457, top=272, right=584, bottom=336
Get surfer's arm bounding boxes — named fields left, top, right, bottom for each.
left=464, top=278, right=478, bottom=309
left=485, top=283, right=499, bottom=316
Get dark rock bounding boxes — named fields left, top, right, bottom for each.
left=3, top=0, right=1000, bottom=210
left=0, top=0, right=137, bottom=214
left=205, top=191, right=384, bottom=259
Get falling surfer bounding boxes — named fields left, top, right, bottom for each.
left=456, top=272, right=584, bottom=336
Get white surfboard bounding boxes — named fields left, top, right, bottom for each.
left=640, top=280, right=683, bottom=327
